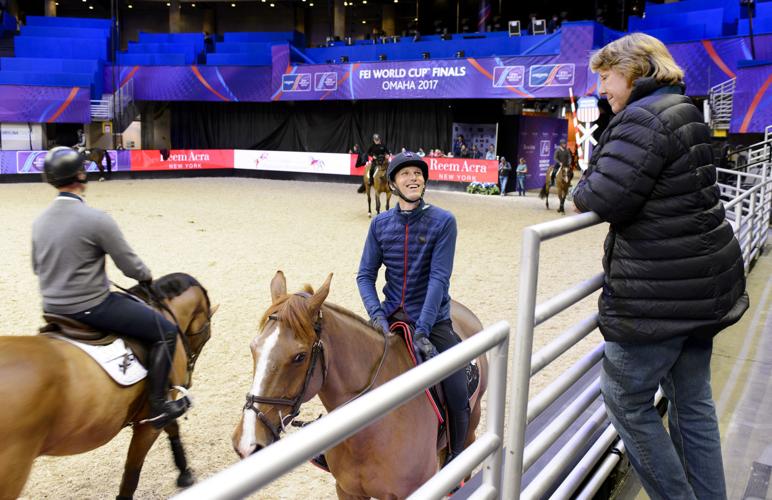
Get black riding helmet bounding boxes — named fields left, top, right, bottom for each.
left=43, top=146, right=87, bottom=187
left=387, top=151, right=429, bottom=182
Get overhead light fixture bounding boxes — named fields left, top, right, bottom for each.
left=343, top=1, right=347, bottom=5
left=191, top=3, right=195, bottom=6
left=362, top=0, right=367, bottom=3
left=231, top=2, right=236, bottom=6
left=414, top=17, right=418, bottom=21
left=89, top=4, right=94, bottom=8
left=309, top=2, right=314, bottom=5
left=166, top=1, right=170, bottom=5
left=270, top=2, right=274, bottom=6
left=361, top=20, right=366, bottom=24
left=394, top=0, right=398, bottom=3
left=128, top=3, right=133, bottom=7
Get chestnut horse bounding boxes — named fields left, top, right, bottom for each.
left=81, top=147, right=113, bottom=181
left=233, top=271, right=488, bottom=499
left=539, top=150, right=577, bottom=213
left=364, top=155, right=392, bottom=218
left=0, top=273, right=217, bottom=500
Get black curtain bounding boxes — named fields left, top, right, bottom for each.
left=170, top=99, right=454, bottom=154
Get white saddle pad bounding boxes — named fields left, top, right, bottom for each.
left=52, top=334, right=148, bottom=386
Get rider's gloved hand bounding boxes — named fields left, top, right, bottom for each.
left=369, top=316, right=391, bottom=336
left=412, top=332, right=438, bottom=363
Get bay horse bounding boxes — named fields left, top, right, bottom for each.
left=364, top=155, right=392, bottom=218
left=0, top=273, right=218, bottom=500
left=233, top=271, right=488, bottom=499
left=539, top=150, right=577, bottom=213
left=80, top=147, right=112, bottom=181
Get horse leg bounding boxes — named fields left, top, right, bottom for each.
left=545, top=185, right=550, bottom=209
left=104, top=151, right=112, bottom=180
left=0, top=439, right=39, bottom=499
left=116, top=423, right=161, bottom=500
left=165, top=420, right=194, bottom=487
left=335, top=483, right=370, bottom=500
left=366, top=185, right=372, bottom=218
left=386, top=191, right=391, bottom=211
left=375, top=192, right=381, bottom=214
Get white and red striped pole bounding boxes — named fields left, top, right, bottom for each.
left=569, top=87, right=583, bottom=165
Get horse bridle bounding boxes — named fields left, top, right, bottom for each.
left=243, top=305, right=327, bottom=443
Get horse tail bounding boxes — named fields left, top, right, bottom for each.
left=103, top=150, right=111, bottom=172
left=539, top=184, right=547, bottom=199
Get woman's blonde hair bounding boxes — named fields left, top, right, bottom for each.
left=590, top=33, right=684, bottom=85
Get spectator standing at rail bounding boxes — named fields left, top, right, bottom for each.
left=572, top=33, right=748, bottom=500
left=498, top=156, right=511, bottom=196
left=515, top=158, right=528, bottom=196
left=452, top=135, right=465, bottom=157
left=485, top=144, right=496, bottom=160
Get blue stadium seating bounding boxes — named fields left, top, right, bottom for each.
left=21, top=25, right=110, bottom=39
left=116, top=53, right=187, bottom=66
left=15, top=36, right=109, bottom=60
left=127, top=42, right=197, bottom=64
left=206, top=53, right=273, bottom=66
left=738, top=16, right=772, bottom=35
left=224, top=31, right=303, bottom=45
left=25, top=15, right=111, bottom=29
left=138, top=32, right=205, bottom=54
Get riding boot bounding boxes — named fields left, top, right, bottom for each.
left=443, top=407, right=470, bottom=467
left=146, top=341, right=190, bottom=429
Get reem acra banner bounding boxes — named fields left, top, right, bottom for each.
left=129, top=150, right=234, bottom=171
left=425, top=157, right=498, bottom=183
left=234, top=150, right=356, bottom=175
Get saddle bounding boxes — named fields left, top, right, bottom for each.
left=39, top=314, right=149, bottom=366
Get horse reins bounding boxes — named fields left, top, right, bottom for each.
left=243, top=296, right=390, bottom=442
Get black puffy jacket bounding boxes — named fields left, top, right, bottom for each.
left=573, top=78, right=748, bottom=343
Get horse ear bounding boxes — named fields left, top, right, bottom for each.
left=270, top=271, right=287, bottom=302
left=209, top=303, right=220, bottom=317
left=307, top=273, right=333, bottom=315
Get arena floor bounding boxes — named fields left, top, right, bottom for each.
left=2, top=177, right=607, bottom=499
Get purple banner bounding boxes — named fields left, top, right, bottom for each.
left=730, top=63, right=772, bottom=134
left=270, top=56, right=587, bottom=102
left=1, top=150, right=131, bottom=175
left=105, top=65, right=271, bottom=102
left=0, top=85, right=91, bottom=123
left=515, top=116, right=568, bottom=190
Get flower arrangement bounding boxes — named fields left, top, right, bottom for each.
left=466, top=182, right=500, bottom=195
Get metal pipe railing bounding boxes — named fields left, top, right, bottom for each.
left=530, top=313, right=598, bottom=375
left=173, top=321, right=510, bottom=500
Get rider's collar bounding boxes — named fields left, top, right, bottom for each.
left=58, top=192, right=84, bottom=202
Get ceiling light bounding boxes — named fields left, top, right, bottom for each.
left=361, top=20, right=366, bottom=24
left=362, top=0, right=366, bottom=3
left=394, top=0, right=398, bottom=3
left=270, top=2, right=274, bottom=6
left=309, top=2, right=314, bottom=5
left=89, top=5, right=94, bottom=8
left=166, top=1, right=170, bottom=5
left=191, top=3, right=195, bottom=6
left=128, top=3, right=133, bottom=7
left=343, top=1, right=347, bottom=5
left=231, top=2, right=236, bottom=6
left=414, top=17, right=418, bottom=21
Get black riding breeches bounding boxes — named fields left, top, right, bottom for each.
left=64, top=292, right=178, bottom=350
left=429, top=319, right=469, bottom=413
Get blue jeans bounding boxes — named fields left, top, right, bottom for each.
left=516, top=176, right=526, bottom=195
left=499, top=176, right=508, bottom=195
left=601, top=337, right=726, bottom=500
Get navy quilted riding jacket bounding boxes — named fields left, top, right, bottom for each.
left=572, top=78, right=748, bottom=343
left=357, top=200, right=456, bottom=336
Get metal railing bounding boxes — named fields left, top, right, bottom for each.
left=173, top=321, right=510, bottom=500
left=90, top=79, right=134, bottom=123
left=502, top=211, right=606, bottom=500
left=708, top=77, right=736, bottom=130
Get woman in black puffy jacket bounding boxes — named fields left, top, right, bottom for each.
left=572, top=33, right=748, bottom=500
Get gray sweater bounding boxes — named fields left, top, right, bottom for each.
left=32, top=194, right=152, bottom=314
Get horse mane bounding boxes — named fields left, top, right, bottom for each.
left=128, top=272, right=210, bottom=310
left=259, top=285, right=376, bottom=341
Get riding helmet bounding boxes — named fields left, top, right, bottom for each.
left=387, top=151, right=429, bottom=182
left=43, top=146, right=86, bottom=187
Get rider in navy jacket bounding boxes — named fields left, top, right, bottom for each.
left=357, top=199, right=455, bottom=337
left=357, top=151, right=469, bottom=468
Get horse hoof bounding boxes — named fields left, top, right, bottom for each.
left=177, top=468, right=195, bottom=487
left=99, top=177, right=105, bottom=182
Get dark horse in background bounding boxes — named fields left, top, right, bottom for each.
left=539, top=149, right=578, bottom=213
left=364, top=154, right=392, bottom=218
left=0, top=273, right=218, bottom=500
left=79, top=147, right=112, bottom=181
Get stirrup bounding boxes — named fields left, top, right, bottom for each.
left=139, top=386, right=192, bottom=429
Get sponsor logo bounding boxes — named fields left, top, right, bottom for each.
left=576, top=96, right=600, bottom=123
left=281, top=73, right=312, bottom=92
left=540, top=141, right=551, bottom=157
left=492, top=66, right=525, bottom=88
left=529, top=64, right=575, bottom=87
left=425, top=157, right=498, bottom=183
left=314, top=72, right=338, bottom=92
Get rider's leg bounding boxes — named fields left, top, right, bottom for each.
left=430, top=320, right=470, bottom=466
left=65, top=292, right=189, bottom=428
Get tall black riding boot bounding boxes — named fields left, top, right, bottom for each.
left=146, top=341, right=190, bottom=429
left=444, top=407, right=470, bottom=467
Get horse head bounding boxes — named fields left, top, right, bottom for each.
left=233, top=271, right=331, bottom=457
